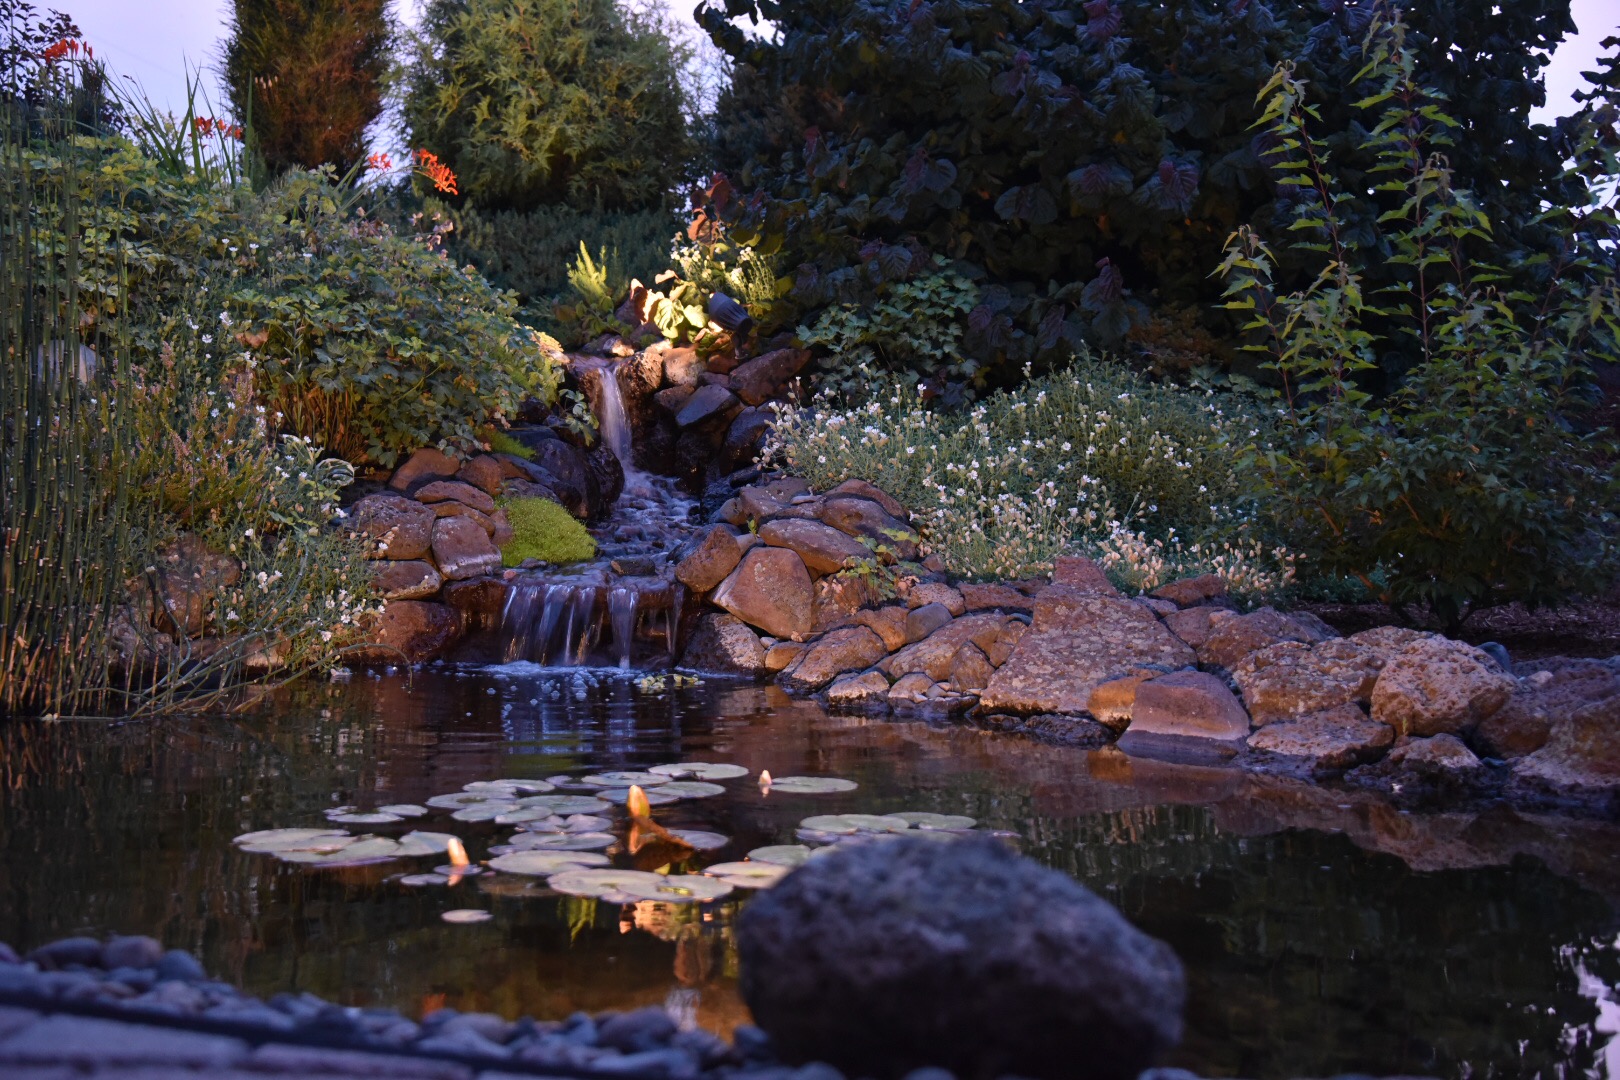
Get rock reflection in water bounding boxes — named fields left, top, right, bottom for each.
left=0, top=670, right=1617, bottom=1079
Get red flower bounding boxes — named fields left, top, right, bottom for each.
left=41, top=38, right=86, bottom=63
left=366, top=152, right=394, bottom=172
left=411, top=149, right=458, bottom=195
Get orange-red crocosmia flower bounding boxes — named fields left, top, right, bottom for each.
left=410, top=149, right=458, bottom=195
left=366, top=153, right=394, bottom=172
left=41, top=39, right=81, bottom=63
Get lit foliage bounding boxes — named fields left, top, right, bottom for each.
left=500, top=497, right=599, bottom=566
left=1216, top=14, right=1620, bottom=630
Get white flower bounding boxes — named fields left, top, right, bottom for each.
left=244, top=528, right=254, bottom=538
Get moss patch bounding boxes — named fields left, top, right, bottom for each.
left=484, top=428, right=535, bottom=461
left=501, top=497, right=596, bottom=566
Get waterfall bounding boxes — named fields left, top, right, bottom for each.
left=595, top=361, right=633, bottom=468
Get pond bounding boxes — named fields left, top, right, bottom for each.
left=2, top=665, right=1618, bottom=1079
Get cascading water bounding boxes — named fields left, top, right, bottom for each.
left=494, top=356, right=699, bottom=670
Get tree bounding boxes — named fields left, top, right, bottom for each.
left=400, top=0, right=693, bottom=213
left=223, top=0, right=391, bottom=177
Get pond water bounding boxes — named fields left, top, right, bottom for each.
left=3, top=666, right=1619, bottom=1079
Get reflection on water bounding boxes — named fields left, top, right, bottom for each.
left=3, top=667, right=1619, bottom=1079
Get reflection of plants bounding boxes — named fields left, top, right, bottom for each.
left=562, top=896, right=598, bottom=943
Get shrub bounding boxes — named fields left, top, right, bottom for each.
left=400, top=0, right=694, bottom=214
left=501, top=497, right=597, bottom=565
left=763, top=358, right=1296, bottom=595
left=1216, top=13, right=1620, bottom=631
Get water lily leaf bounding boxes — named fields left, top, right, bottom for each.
left=801, top=814, right=911, bottom=835
left=580, top=771, right=673, bottom=788
left=766, top=776, right=858, bottom=794
left=427, top=792, right=512, bottom=810
left=279, top=836, right=403, bottom=866
left=668, top=830, right=730, bottom=851
left=492, top=807, right=561, bottom=825
left=234, top=829, right=350, bottom=853
left=435, top=864, right=482, bottom=877
left=512, top=795, right=615, bottom=815
left=595, top=787, right=681, bottom=806
left=399, top=873, right=451, bottom=886
left=441, top=909, right=491, bottom=924
left=795, top=828, right=852, bottom=845
left=891, top=812, right=977, bottom=830
left=653, top=781, right=726, bottom=799
left=546, top=868, right=669, bottom=899
left=649, top=762, right=750, bottom=781
left=620, top=874, right=734, bottom=903
left=376, top=804, right=430, bottom=818
left=487, top=850, right=611, bottom=876
left=502, top=831, right=617, bottom=852
left=747, top=844, right=812, bottom=868
left=703, top=861, right=790, bottom=889
left=396, top=831, right=463, bottom=856
left=326, top=810, right=405, bottom=825
left=561, top=814, right=614, bottom=833
left=464, top=779, right=555, bottom=795
left=451, top=801, right=520, bottom=822
left=543, top=775, right=600, bottom=792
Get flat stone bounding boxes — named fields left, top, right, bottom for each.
left=1162, top=606, right=1233, bottom=650
left=1246, top=705, right=1395, bottom=771
left=948, top=643, right=996, bottom=693
left=849, top=605, right=909, bottom=652
left=1385, top=733, right=1484, bottom=772
left=1087, top=675, right=1149, bottom=730
left=729, top=347, right=812, bottom=406
left=367, top=558, right=439, bottom=605
left=712, top=548, right=815, bottom=639
left=1197, top=607, right=1335, bottom=674
left=978, top=713, right=1118, bottom=747
left=430, top=500, right=496, bottom=534
left=388, top=447, right=461, bottom=492
left=780, top=626, right=889, bottom=693
left=879, top=614, right=1015, bottom=682
left=674, top=525, right=743, bottom=593
left=1150, top=574, right=1226, bottom=608
left=1476, top=660, right=1620, bottom=759
left=765, top=641, right=806, bottom=672
left=1370, top=637, right=1517, bottom=738
left=0, top=1016, right=246, bottom=1068
left=675, top=383, right=740, bottom=427
left=1052, top=556, right=1118, bottom=595
left=655, top=385, right=696, bottom=414
left=1512, top=692, right=1620, bottom=795
left=351, top=601, right=462, bottom=664
left=907, top=582, right=965, bottom=615
left=888, top=672, right=938, bottom=704
left=351, top=494, right=437, bottom=561
left=826, top=478, right=907, bottom=519
left=818, top=497, right=917, bottom=558
left=680, top=613, right=768, bottom=676
left=980, top=596, right=1194, bottom=718
left=827, top=670, right=892, bottom=708
left=904, top=602, right=954, bottom=644
left=457, top=455, right=506, bottom=497
left=960, top=583, right=1035, bottom=614
left=759, top=518, right=872, bottom=575
left=1130, top=671, right=1250, bottom=741
left=1136, top=597, right=1178, bottom=617
left=431, top=516, right=501, bottom=581
left=414, top=480, right=496, bottom=516
left=1231, top=639, right=1385, bottom=725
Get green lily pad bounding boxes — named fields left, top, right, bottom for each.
left=376, top=804, right=430, bottom=818
left=543, top=775, right=600, bottom=792
left=595, top=787, right=681, bottom=806
left=325, top=810, right=405, bottom=825
left=746, top=844, right=812, bottom=868
left=765, top=776, right=859, bottom=794
left=649, top=762, right=750, bottom=781
left=278, top=836, right=404, bottom=866
left=800, top=814, right=912, bottom=835
left=620, top=875, right=734, bottom=903
left=398, top=873, right=451, bottom=886
left=668, top=830, right=730, bottom=851
left=500, top=831, right=617, bottom=852
left=464, top=779, right=555, bottom=795
left=487, top=850, right=611, bottom=876
left=579, top=771, right=673, bottom=788
left=546, top=868, right=668, bottom=899
left=561, top=814, right=614, bottom=833
left=492, top=806, right=561, bottom=825
left=426, top=792, right=510, bottom=810
left=441, top=909, right=491, bottom=924
left=891, top=812, right=977, bottom=830
left=234, top=829, right=350, bottom=854
left=434, top=864, right=482, bottom=877
left=395, top=831, right=464, bottom=857
left=654, top=781, right=726, bottom=799
left=450, top=801, right=520, bottom=822
left=703, top=861, right=790, bottom=889
left=512, top=794, right=615, bottom=815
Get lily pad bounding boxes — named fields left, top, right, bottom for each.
left=441, top=909, right=491, bottom=924
left=325, top=809, right=405, bottom=825
left=500, top=832, right=617, bottom=852
left=580, top=771, right=673, bottom=788
left=746, top=844, right=812, bottom=868
left=547, top=868, right=669, bottom=900
left=653, top=781, right=726, bottom=799
left=234, top=829, right=350, bottom=854
left=434, top=864, right=483, bottom=877
left=450, top=801, right=520, bottom=822
left=487, top=850, right=611, bottom=876
left=667, top=830, right=730, bottom=851
left=278, top=836, right=405, bottom=867
left=398, top=873, right=451, bottom=887
left=543, top=775, right=600, bottom=792
left=703, top=861, right=790, bottom=889
left=619, top=875, right=735, bottom=903
left=891, top=812, right=977, bottom=830
left=595, top=786, right=682, bottom=807
left=512, top=794, right=615, bottom=815
left=376, top=804, right=430, bottom=818
left=800, top=814, right=911, bottom=835
left=464, top=779, right=554, bottom=795
left=395, top=831, right=464, bottom=857
left=426, top=792, right=511, bottom=810
left=560, top=814, right=614, bottom=833
left=649, top=762, right=750, bottom=781
left=764, top=776, right=858, bottom=794
left=492, top=807, right=561, bottom=825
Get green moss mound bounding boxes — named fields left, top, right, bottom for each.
left=501, top=498, right=596, bottom=566
left=484, top=429, right=535, bottom=461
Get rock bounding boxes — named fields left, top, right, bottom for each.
left=353, top=601, right=462, bottom=664
left=1162, top=606, right=1233, bottom=651
left=662, top=346, right=706, bottom=387
left=818, top=497, right=917, bottom=558
left=1385, top=733, right=1484, bottom=772
left=980, top=596, right=1194, bottom=717
left=948, top=643, right=996, bottom=693
left=1230, top=639, right=1386, bottom=725
left=430, top=516, right=501, bottom=581
left=28, top=936, right=102, bottom=969
left=978, top=713, right=1119, bottom=747
left=904, top=602, right=954, bottom=644
left=722, top=407, right=773, bottom=470
left=155, top=949, right=206, bottom=982
left=429, top=500, right=496, bottom=534
left=1136, top=597, right=1178, bottom=617
left=826, top=479, right=908, bottom=519
left=729, top=347, right=812, bottom=406
left=372, top=559, right=442, bottom=601
left=502, top=477, right=561, bottom=505
left=984, top=618, right=1029, bottom=666
left=1130, top=671, right=1251, bottom=741
left=676, top=383, right=740, bottom=427
left=879, top=614, right=1015, bottom=682
left=1475, top=660, right=1620, bottom=759
left=780, top=626, right=888, bottom=693
left=152, top=535, right=241, bottom=637
left=586, top=443, right=625, bottom=508
left=457, top=455, right=505, bottom=497
left=442, top=578, right=510, bottom=633
left=765, top=642, right=806, bottom=673
left=712, top=548, right=816, bottom=639
left=1245, top=705, right=1395, bottom=772
left=888, top=672, right=938, bottom=704
left=1087, top=675, right=1148, bottom=730
left=530, top=440, right=598, bottom=519
left=680, top=614, right=769, bottom=677
left=490, top=508, right=514, bottom=550
left=759, top=519, right=871, bottom=575
left=1478, top=640, right=1513, bottom=672
left=906, top=582, right=965, bottom=615
left=849, top=606, right=909, bottom=652
left=1197, top=607, right=1336, bottom=674
left=960, top=583, right=1035, bottom=614
left=1347, top=624, right=1433, bottom=657
left=1053, top=556, right=1118, bottom=595
left=675, top=525, right=744, bottom=593
left=100, top=936, right=163, bottom=971
left=388, top=447, right=461, bottom=492
left=827, top=670, right=892, bottom=708
left=737, top=835, right=1185, bottom=1080
left=414, top=479, right=496, bottom=516
left=1149, top=574, right=1226, bottom=609
left=1370, top=637, right=1517, bottom=737
left=1511, top=693, right=1620, bottom=798
left=655, top=385, right=696, bottom=414
left=351, top=493, right=436, bottom=561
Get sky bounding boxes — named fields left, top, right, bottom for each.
left=57, top=0, right=1620, bottom=131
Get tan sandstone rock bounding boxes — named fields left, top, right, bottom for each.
left=372, top=559, right=442, bottom=601
left=680, top=613, right=769, bottom=676
left=879, top=614, right=1015, bottom=682
left=1130, top=671, right=1251, bottom=741
left=351, top=493, right=436, bottom=561
left=1370, top=637, right=1516, bottom=737
left=1245, top=705, right=1394, bottom=771
left=711, top=547, right=815, bottom=639
left=675, top=525, right=743, bottom=593
left=1231, top=639, right=1385, bottom=724
left=431, top=516, right=502, bottom=581
left=780, top=626, right=889, bottom=693
left=759, top=518, right=871, bottom=575
left=827, top=670, right=892, bottom=707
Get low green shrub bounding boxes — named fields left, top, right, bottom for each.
left=482, top=428, right=535, bottom=461
left=764, top=358, right=1296, bottom=595
left=501, top=497, right=598, bottom=566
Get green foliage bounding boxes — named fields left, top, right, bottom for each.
left=500, top=496, right=598, bottom=565
left=766, top=358, right=1296, bottom=594
left=224, top=0, right=392, bottom=176
left=1216, top=15, right=1620, bottom=630
left=700, top=0, right=1594, bottom=390
left=482, top=427, right=534, bottom=460
left=401, top=0, right=693, bottom=213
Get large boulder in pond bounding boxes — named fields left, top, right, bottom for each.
left=737, top=834, right=1185, bottom=1080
